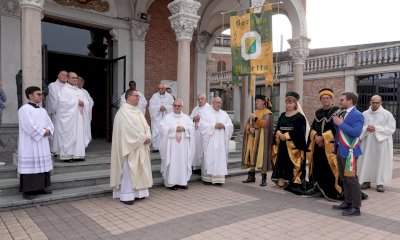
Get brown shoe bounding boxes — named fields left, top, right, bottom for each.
left=376, top=185, right=385, bottom=192
left=360, top=182, right=370, bottom=189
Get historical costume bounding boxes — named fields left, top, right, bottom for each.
left=110, top=101, right=153, bottom=204
left=18, top=87, right=54, bottom=199
left=149, top=89, right=174, bottom=151
left=271, top=92, right=307, bottom=194
left=199, top=98, right=233, bottom=185
left=307, top=88, right=343, bottom=200
left=242, top=95, right=274, bottom=186
left=159, top=105, right=195, bottom=189
left=190, top=99, right=210, bottom=170
left=56, top=82, right=91, bottom=160
left=357, top=98, right=396, bottom=192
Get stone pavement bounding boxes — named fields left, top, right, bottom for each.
left=1, top=153, right=400, bottom=240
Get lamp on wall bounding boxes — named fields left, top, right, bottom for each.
left=137, top=12, right=150, bottom=22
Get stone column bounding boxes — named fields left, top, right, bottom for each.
left=205, top=58, right=214, bottom=102
left=130, top=20, right=149, bottom=93
left=288, top=36, right=310, bottom=105
left=194, top=31, right=211, bottom=100
left=345, top=50, right=357, bottom=92
left=19, top=0, right=44, bottom=104
left=168, top=0, right=201, bottom=113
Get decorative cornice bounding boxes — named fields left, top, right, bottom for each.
left=195, top=31, right=211, bottom=53
left=19, top=0, right=44, bottom=11
left=130, top=20, right=149, bottom=41
left=288, top=36, right=311, bottom=64
left=53, top=0, right=109, bottom=12
left=168, top=0, right=201, bottom=41
left=1, top=0, right=21, bottom=17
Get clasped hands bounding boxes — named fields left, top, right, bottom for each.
left=315, top=135, right=324, bottom=147
left=176, top=126, right=185, bottom=132
left=215, top=122, right=225, bottom=129
left=366, top=124, right=375, bottom=132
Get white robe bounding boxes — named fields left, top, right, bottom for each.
left=357, top=106, right=396, bottom=185
left=110, top=103, right=153, bottom=201
left=80, top=88, right=94, bottom=144
left=149, top=92, right=174, bottom=150
left=18, top=103, right=54, bottom=174
left=120, top=91, right=147, bottom=115
left=159, top=112, right=195, bottom=187
left=199, top=108, right=233, bottom=183
left=46, top=79, right=65, bottom=152
left=57, top=83, right=91, bottom=159
left=190, top=103, right=210, bottom=168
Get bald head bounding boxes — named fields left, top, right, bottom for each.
left=158, top=83, right=167, bottom=94
left=173, top=99, right=183, bottom=114
left=370, top=95, right=382, bottom=111
left=212, top=97, right=222, bottom=111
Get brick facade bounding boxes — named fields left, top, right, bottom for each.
left=145, top=0, right=195, bottom=112
left=211, top=53, right=232, bottom=73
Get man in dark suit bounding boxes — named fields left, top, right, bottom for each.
left=332, top=92, right=364, bottom=216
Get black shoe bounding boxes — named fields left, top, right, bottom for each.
left=360, top=182, right=370, bottom=189
left=169, top=186, right=178, bottom=190
left=342, top=207, right=361, bottom=216
left=120, top=200, right=134, bottom=205
left=22, top=193, right=36, bottom=200
left=38, top=188, right=52, bottom=194
left=179, top=185, right=188, bottom=190
left=203, top=181, right=212, bottom=185
left=376, top=185, right=385, bottom=192
left=214, top=183, right=223, bottom=186
left=260, top=173, right=267, bottom=186
left=66, top=159, right=74, bottom=163
left=242, top=170, right=256, bottom=183
left=332, top=202, right=352, bottom=210
left=361, top=192, right=369, bottom=200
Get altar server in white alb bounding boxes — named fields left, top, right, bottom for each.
left=149, top=83, right=174, bottom=151
left=200, top=97, right=233, bottom=185
left=110, top=89, right=153, bottom=205
left=47, top=70, right=67, bottom=153
left=120, top=80, right=147, bottom=115
left=56, top=72, right=91, bottom=161
left=357, top=95, right=396, bottom=193
left=77, top=76, right=94, bottom=122
left=190, top=93, right=210, bottom=171
left=159, top=99, right=195, bottom=190
left=18, top=86, right=54, bottom=200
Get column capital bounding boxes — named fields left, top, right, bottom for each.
left=195, top=31, right=211, bottom=53
left=130, top=20, right=149, bottom=41
left=288, top=36, right=311, bottom=64
left=168, top=0, right=201, bottom=41
left=19, top=0, right=44, bottom=11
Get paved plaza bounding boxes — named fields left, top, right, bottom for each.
left=1, top=153, right=400, bottom=240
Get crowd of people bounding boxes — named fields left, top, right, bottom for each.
left=13, top=75, right=396, bottom=215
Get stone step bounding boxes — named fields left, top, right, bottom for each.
left=0, top=157, right=243, bottom=197
left=0, top=167, right=246, bottom=211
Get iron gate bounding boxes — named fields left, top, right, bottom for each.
left=357, top=73, right=400, bottom=148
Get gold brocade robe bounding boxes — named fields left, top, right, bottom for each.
left=242, top=108, right=274, bottom=172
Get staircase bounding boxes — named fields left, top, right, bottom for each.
left=0, top=140, right=245, bottom=211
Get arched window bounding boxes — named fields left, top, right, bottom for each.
left=217, top=61, right=226, bottom=72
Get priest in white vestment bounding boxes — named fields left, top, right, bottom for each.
left=78, top=77, right=94, bottom=144
left=56, top=72, right=91, bottom=161
left=159, top=99, right=195, bottom=190
left=200, top=97, right=233, bottom=185
left=47, top=70, right=67, bottom=153
left=120, top=80, right=147, bottom=115
left=190, top=93, right=210, bottom=170
left=110, top=89, right=153, bottom=205
left=18, top=86, right=54, bottom=200
left=357, top=95, right=396, bottom=193
left=149, top=83, right=174, bottom=151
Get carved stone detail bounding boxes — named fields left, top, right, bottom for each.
left=130, top=20, right=149, bottom=41
left=53, top=0, right=109, bottom=12
left=0, top=125, right=18, bottom=152
left=288, top=36, right=311, bottom=64
left=291, top=0, right=307, bottom=37
left=195, top=31, right=211, bottom=53
left=19, top=0, right=44, bottom=10
left=1, top=0, right=21, bottom=17
left=168, top=0, right=201, bottom=41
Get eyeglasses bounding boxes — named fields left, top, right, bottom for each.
left=69, top=77, right=78, bottom=79
left=173, top=104, right=182, bottom=107
left=36, top=93, right=43, bottom=96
